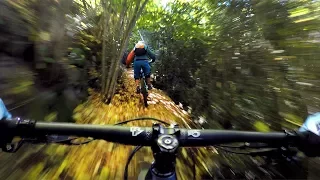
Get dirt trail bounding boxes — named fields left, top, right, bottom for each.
left=0, top=69, right=216, bottom=180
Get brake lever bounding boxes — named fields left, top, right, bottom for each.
left=46, top=135, right=76, bottom=145
left=1, top=135, right=73, bottom=153
left=244, top=142, right=269, bottom=149
left=249, top=146, right=299, bottom=160
left=2, top=141, right=24, bottom=153
left=247, top=148, right=279, bottom=157
left=47, top=135, right=94, bottom=145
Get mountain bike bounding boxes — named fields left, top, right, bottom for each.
left=139, top=61, right=153, bottom=108
left=0, top=116, right=319, bottom=180
left=140, top=70, right=149, bottom=107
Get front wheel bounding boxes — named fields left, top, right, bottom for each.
left=137, top=162, right=177, bottom=180
left=138, top=162, right=151, bottom=180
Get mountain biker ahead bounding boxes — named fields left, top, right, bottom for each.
left=126, top=41, right=156, bottom=94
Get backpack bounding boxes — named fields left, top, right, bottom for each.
left=125, top=44, right=148, bottom=66
left=134, top=46, right=147, bottom=56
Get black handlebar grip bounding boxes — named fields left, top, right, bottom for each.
left=296, top=131, right=320, bottom=157
left=34, top=122, right=154, bottom=146
left=179, top=129, right=298, bottom=147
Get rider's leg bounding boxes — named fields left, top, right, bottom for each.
left=141, top=61, right=153, bottom=90
left=134, top=61, right=141, bottom=94
left=135, top=78, right=141, bottom=94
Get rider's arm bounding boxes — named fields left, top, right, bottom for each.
left=146, top=47, right=156, bottom=62
left=0, top=99, right=12, bottom=120
left=298, top=112, right=320, bottom=157
left=299, top=112, right=320, bottom=134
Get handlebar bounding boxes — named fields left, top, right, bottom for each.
left=36, top=122, right=153, bottom=146
left=2, top=117, right=318, bottom=180
left=179, top=130, right=296, bottom=146
left=0, top=119, right=303, bottom=147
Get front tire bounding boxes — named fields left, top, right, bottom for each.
left=138, top=162, right=151, bottom=180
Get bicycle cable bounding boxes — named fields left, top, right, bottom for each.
left=124, top=146, right=143, bottom=180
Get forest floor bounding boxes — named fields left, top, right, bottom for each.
left=0, top=68, right=217, bottom=180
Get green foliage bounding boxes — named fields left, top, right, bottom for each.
left=134, top=0, right=320, bottom=132
left=130, top=1, right=320, bottom=177
left=68, top=48, right=86, bottom=67
left=3, top=0, right=320, bottom=178
left=254, top=121, right=270, bottom=132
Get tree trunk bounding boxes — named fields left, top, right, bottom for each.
left=34, top=0, right=48, bottom=70
left=51, top=0, right=72, bottom=63
left=103, top=0, right=149, bottom=103
left=104, top=0, right=128, bottom=101
left=101, top=1, right=111, bottom=93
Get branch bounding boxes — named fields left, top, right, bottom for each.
left=81, top=0, right=88, bottom=11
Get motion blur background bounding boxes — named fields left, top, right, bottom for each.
left=1, top=0, right=320, bottom=179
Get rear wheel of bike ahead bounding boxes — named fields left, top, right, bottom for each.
left=140, top=77, right=148, bottom=107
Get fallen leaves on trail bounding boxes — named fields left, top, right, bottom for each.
left=0, top=70, right=217, bottom=180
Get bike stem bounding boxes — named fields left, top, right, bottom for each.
left=149, top=124, right=180, bottom=179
